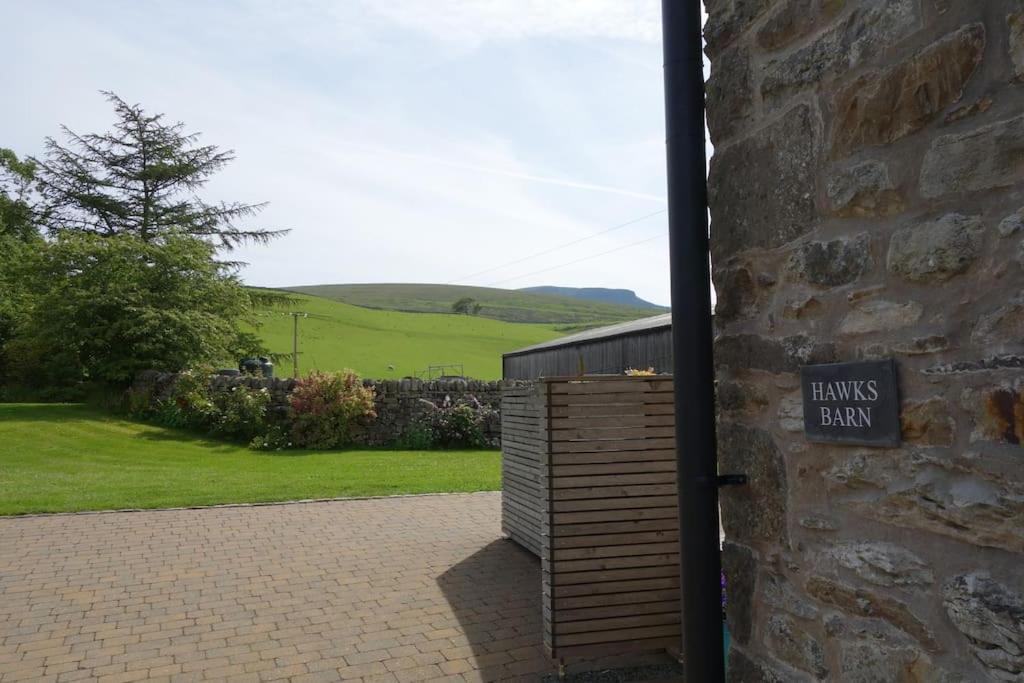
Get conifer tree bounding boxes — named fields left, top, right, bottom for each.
left=33, top=92, right=286, bottom=250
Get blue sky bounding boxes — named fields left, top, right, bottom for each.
left=3, top=1, right=709, bottom=306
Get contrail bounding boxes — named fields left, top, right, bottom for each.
left=335, top=140, right=667, bottom=204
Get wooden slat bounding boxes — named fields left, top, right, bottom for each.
left=549, top=450, right=676, bottom=466
left=551, top=496, right=678, bottom=513
left=551, top=437, right=676, bottom=454
left=550, top=553, right=679, bottom=574
left=552, top=637, right=681, bottom=661
left=550, top=576, right=680, bottom=599
left=553, top=612, right=680, bottom=635
left=554, top=600, right=681, bottom=623
left=553, top=426, right=677, bottom=440
left=551, top=472, right=677, bottom=489
left=554, top=588, right=680, bottom=610
left=555, top=624, right=680, bottom=647
left=554, top=541, right=679, bottom=560
left=552, top=518, right=678, bottom=537
left=551, top=414, right=675, bottom=429
left=550, top=461, right=676, bottom=477
left=550, top=483, right=678, bottom=501
left=549, top=380, right=674, bottom=394
left=551, top=507, right=678, bottom=526
left=554, top=564, right=679, bottom=586
left=550, top=403, right=676, bottom=418
left=550, top=393, right=675, bottom=407
left=551, top=530, right=679, bottom=549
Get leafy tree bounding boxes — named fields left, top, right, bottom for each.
left=0, top=149, right=42, bottom=385
left=33, top=92, right=286, bottom=250
left=9, top=232, right=264, bottom=389
left=0, top=148, right=39, bottom=241
left=452, top=297, right=480, bottom=315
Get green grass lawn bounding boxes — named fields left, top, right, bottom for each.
left=0, top=404, right=501, bottom=515
left=248, top=291, right=561, bottom=380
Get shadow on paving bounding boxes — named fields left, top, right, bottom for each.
left=437, top=539, right=684, bottom=682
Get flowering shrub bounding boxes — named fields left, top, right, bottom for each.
left=288, top=370, right=377, bottom=449
left=412, top=395, right=496, bottom=449
left=625, top=367, right=657, bottom=376
left=211, top=385, right=271, bottom=441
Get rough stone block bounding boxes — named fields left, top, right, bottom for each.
left=761, top=0, right=919, bottom=100
left=831, top=23, right=985, bottom=158
left=901, top=397, right=955, bottom=446
left=961, top=379, right=1024, bottom=445
left=826, top=160, right=903, bottom=217
left=838, top=639, right=957, bottom=683
left=998, top=207, right=1024, bottom=238
left=756, top=0, right=846, bottom=52
left=706, top=45, right=753, bottom=143
left=805, top=576, right=939, bottom=651
left=714, top=264, right=758, bottom=323
left=777, top=393, right=803, bottom=432
left=721, top=542, right=757, bottom=644
left=921, top=113, right=1024, bottom=197
left=839, top=299, right=923, bottom=335
left=1011, top=13, right=1024, bottom=82
left=704, top=0, right=774, bottom=56
left=887, top=213, right=983, bottom=283
left=763, top=572, right=819, bottom=618
left=727, top=646, right=813, bottom=683
left=718, top=423, right=789, bottom=545
left=828, top=542, right=934, bottom=587
left=972, top=294, right=1024, bottom=348
left=944, top=572, right=1024, bottom=679
left=828, top=450, right=1024, bottom=553
left=799, top=514, right=839, bottom=531
left=716, top=333, right=837, bottom=373
left=765, top=614, right=828, bottom=678
left=787, top=233, right=872, bottom=287
left=709, top=104, right=818, bottom=259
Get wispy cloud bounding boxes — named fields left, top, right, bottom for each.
left=363, top=0, right=662, bottom=46
left=334, top=140, right=667, bottom=203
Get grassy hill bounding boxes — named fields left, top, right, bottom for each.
left=247, top=292, right=560, bottom=380
left=282, top=283, right=657, bottom=326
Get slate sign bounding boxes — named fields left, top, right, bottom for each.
left=800, top=359, right=900, bottom=448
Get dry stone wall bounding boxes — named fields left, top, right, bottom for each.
left=705, top=0, right=1024, bottom=680
left=135, top=372, right=522, bottom=447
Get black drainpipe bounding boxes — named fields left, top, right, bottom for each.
left=661, top=1, right=725, bottom=681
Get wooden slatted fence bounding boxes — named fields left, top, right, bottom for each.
left=501, top=376, right=682, bottom=663
left=500, top=383, right=546, bottom=555
left=542, top=377, right=681, bottom=662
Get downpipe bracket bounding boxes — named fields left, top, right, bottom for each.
left=716, top=474, right=748, bottom=487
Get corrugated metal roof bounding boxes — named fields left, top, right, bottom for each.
left=505, top=313, right=672, bottom=357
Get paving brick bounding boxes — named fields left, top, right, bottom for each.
left=0, top=494, right=580, bottom=683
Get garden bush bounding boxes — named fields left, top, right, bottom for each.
left=288, top=370, right=376, bottom=449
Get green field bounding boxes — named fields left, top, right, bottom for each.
left=0, top=404, right=501, bottom=515
left=283, top=283, right=658, bottom=326
left=249, top=292, right=560, bottom=379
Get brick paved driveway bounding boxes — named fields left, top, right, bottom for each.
left=0, top=493, right=554, bottom=683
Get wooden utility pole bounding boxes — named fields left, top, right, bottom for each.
left=291, top=312, right=307, bottom=378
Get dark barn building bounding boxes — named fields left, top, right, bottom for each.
left=502, top=313, right=673, bottom=379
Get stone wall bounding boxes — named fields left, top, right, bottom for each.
left=135, top=372, right=523, bottom=447
left=705, top=0, right=1024, bottom=680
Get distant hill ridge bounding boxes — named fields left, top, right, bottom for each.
left=282, top=283, right=659, bottom=327
left=518, top=286, right=665, bottom=310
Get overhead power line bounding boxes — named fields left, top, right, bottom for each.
left=451, top=208, right=667, bottom=284
left=487, top=232, right=667, bottom=286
